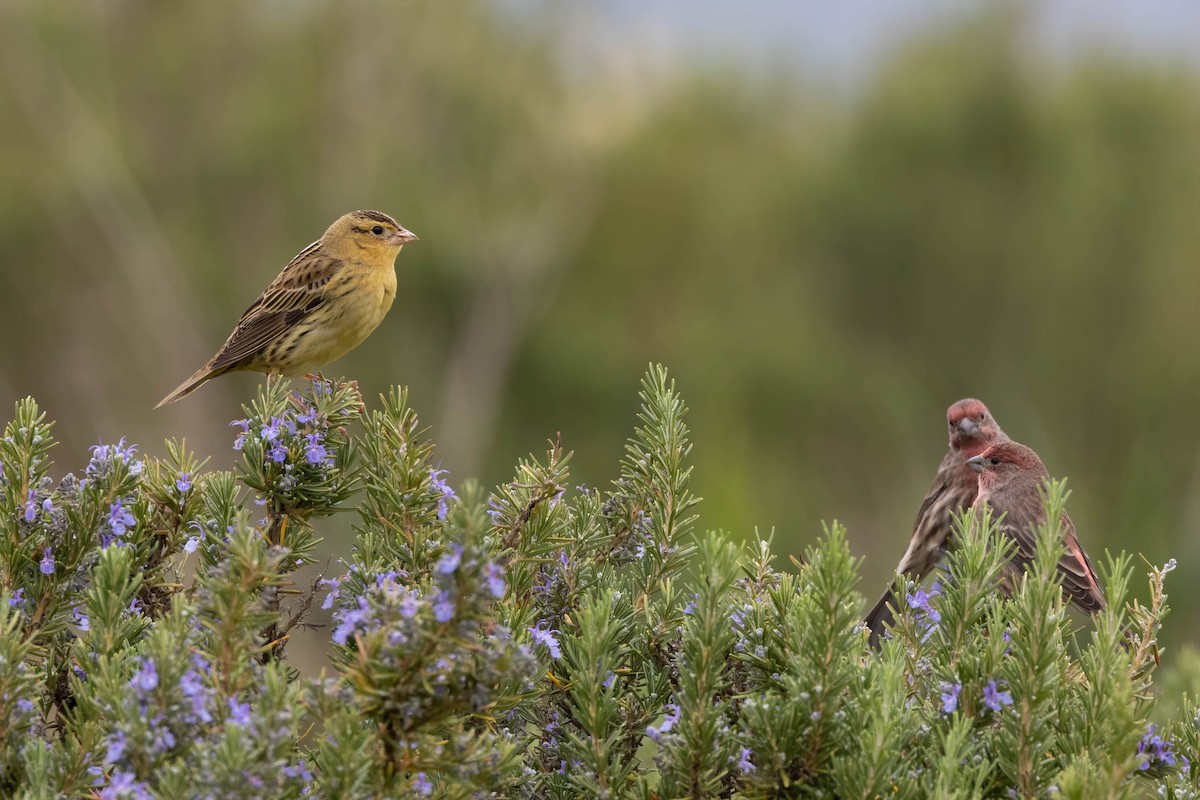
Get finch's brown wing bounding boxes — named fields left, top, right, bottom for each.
left=995, top=502, right=1105, bottom=615
left=865, top=451, right=974, bottom=646
left=209, top=253, right=342, bottom=372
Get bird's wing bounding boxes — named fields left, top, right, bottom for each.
left=209, top=252, right=342, bottom=372
left=995, top=501, right=1105, bottom=614
left=866, top=452, right=974, bottom=646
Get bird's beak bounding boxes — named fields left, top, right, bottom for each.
left=965, top=455, right=985, bottom=474
left=391, top=227, right=419, bottom=245
left=956, top=418, right=979, bottom=436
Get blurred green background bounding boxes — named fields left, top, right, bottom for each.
left=2, top=2, right=1200, bottom=648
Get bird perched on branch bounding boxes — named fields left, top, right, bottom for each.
left=966, top=440, right=1105, bottom=614
left=864, top=398, right=1008, bottom=646
left=156, top=210, right=417, bottom=407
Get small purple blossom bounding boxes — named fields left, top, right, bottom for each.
left=430, top=468, right=456, bottom=520
left=100, top=769, right=151, bottom=800
left=231, top=419, right=250, bottom=450
left=433, top=591, right=455, bottom=623
left=484, top=561, right=506, bottom=598
left=320, top=576, right=342, bottom=610
left=260, top=418, right=282, bottom=442
left=106, top=730, right=127, bottom=763
left=227, top=698, right=252, bottom=727
left=940, top=682, right=961, bottom=714
left=646, top=703, right=680, bottom=742
left=268, top=443, right=288, bottom=463
left=436, top=544, right=463, bottom=575
left=296, top=406, right=319, bottom=426
left=9, top=588, right=25, bottom=607
left=982, top=680, right=1013, bottom=713
left=73, top=606, right=90, bottom=632
left=130, top=658, right=158, bottom=692
left=304, top=432, right=328, bottom=465
left=87, top=438, right=144, bottom=478
left=108, top=499, right=137, bottom=537
left=176, top=473, right=192, bottom=493
left=39, top=547, right=55, bottom=575
left=23, top=489, right=38, bottom=523
left=737, top=746, right=756, bottom=774
left=332, top=598, right=370, bottom=646
left=183, top=536, right=200, bottom=554
left=1137, top=723, right=1185, bottom=771
left=602, top=671, right=617, bottom=689
left=399, top=590, right=420, bottom=619
left=413, top=773, right=433, bottom=796
left=528, top=623, right=562, bottom=659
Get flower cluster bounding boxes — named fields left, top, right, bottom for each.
left=906, top=581, right=941, bottom=641
left=1137, top=723, right=1187, bottom=773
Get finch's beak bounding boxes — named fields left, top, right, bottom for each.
left=391, top=228, right=419, bottom=245
left=956, top=418, right=979, bottom=436
left=965, top=455, right=985, bottom=474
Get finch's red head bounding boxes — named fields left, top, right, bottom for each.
left=965, top=441, right=1048, bottom=491
left=946, top=398, right=1005, bottom=458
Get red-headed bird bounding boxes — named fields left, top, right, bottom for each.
left=966, top=441, right=1105, bottom=614
left=864, top=399, right=1008, bottom=646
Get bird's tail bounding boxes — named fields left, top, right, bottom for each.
left=155, top=363, right=224, bottom=408
left=864, top=581, right=901, bottom=649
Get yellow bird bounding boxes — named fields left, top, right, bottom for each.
left=156, top=210, right=417, bottom=407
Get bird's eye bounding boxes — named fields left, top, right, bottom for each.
left=989, top=457, right=1000, bottom=466
left=978, top=413, right=985, bottom=421
left=372, top=225, right=384, bottom=235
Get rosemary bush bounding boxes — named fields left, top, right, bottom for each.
left=0, top=366, right=1194, bottom=798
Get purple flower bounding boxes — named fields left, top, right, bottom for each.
left=528, top=623, right=562, bottom=659
left=682, top=594, right=698, bottom=616
left=413, top=773, right=433, bottom=796
left=602, top=671, right=617, bottom=689
left=39, top=547, right=55, bottom=575
left=73, top=606, right=90, bottom=632
left=433, top=591, right=455, bottom=623
left=268, top=443, right=288, bottom=463
left=227, top=698, right=252, bottom=727
left=87, top=438, right=143, bottom=478
left=1137, top=723, right=1185, bottom=771
left=183, top=536, right=200, bottom=554
left=399, top=591, right=420, bottom=619
left=100, top=769, right=151, bottom=800
left=23, top=489, right=38, bottom=523
left=982, top=680, right=1013, bottom=713
left=127, top=598, right=144, bottom=616
left=484, top=562, right=506, bottom=598
left=260, top=418, right=282, bottom=442
left=736, top=746, right=756, bottom=774
left=231, top=419, right=250, bottom=451
left=304, top=432, right=328, bottom=465
left=940, top=682, right=961, bottom=714
left=296, top=406, right=319, bottom=426
left=8, top=588, right=24, bottom=607
left=646, top=703, right=680, bottom=742
left=131, top=658, right=158, bottom=692
left=108, top=499, right=137, bottom=537
left=332, top=598, right=370, bottom=645
left=320, top=576, right=342, bottom=610
left=436, top=544, right=463, bottom=575
left=430, top=468, right=457, bottom=520
left=176, top=473, right=192, bottom=493
left=180, top=669, right=212, bottom=724
left=106, top=730, right=127, bottom=763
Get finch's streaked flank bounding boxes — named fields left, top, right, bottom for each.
left=966, top=441, right=1105, bottom=614
left=864, top=398, right=1008, bottom=647
left=156, top=210, right=417, bottom=407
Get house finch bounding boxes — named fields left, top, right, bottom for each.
left=864, top=398, right=1008, bottom=646
left=966, top=441, right=1105, bottom=614
left=157, top=210, right=418, bottom=406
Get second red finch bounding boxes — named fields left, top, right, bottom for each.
left=966, top=441, right=1106, bottom=614
left=865, top=398, right=1008, bottom=646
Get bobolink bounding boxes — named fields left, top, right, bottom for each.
left=156, top=210, right=417, bottom=407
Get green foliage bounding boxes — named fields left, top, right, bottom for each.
left=0, top=366, right=1194, bottom=798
